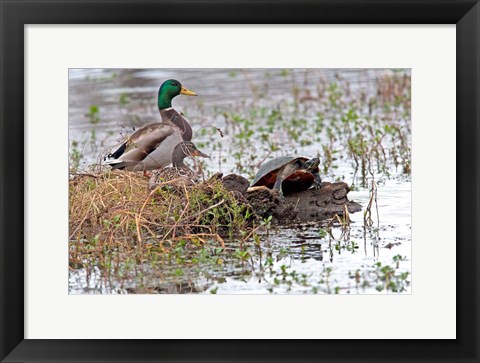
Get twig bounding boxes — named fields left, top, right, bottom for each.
left=69, top=173, right=98, bottom=179
left=188, top=199, right=225, bottom=221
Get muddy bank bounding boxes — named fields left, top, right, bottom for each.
left=69, top=171, right=362, bottom=251
left=213, top=173, right=361, bottom=223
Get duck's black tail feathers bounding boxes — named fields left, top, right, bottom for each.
left=106, top=142, right=127, bottom=160
left=103, top=142, right=128, bottom=169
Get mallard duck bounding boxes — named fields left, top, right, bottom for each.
left=147, top=141, right=209, bottom=189
left=157, top=79, right=197, bottom=141
left=103, top=79, right=200, bottom=171
left=171, top=141, right=209, bottom=169
left=103, top=123, right=208, bottom=171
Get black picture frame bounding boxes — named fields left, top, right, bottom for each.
left=1, top=1, right=478, bottom=362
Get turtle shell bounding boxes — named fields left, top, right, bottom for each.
left=251, top=156, right=318, bottom=194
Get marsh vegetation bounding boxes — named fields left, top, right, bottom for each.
left=69, top=69, right=411, bottom=294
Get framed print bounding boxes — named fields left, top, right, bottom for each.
left=1, top=1, right=479, bottom=362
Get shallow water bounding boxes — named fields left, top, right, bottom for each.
left=68, top=68, right=411, bottom=294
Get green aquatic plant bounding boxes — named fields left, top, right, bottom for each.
left=69, top=140, right=82, bottom=172
left=119, top=92, right=129, bottom=105
left=373, top=255, right=410, bottom=293
left=88, top=105, right=100, bottom=124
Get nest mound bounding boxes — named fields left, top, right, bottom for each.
left=69, top=171, right=362, bottom=249
left=69, top=171, right=255, bottom=248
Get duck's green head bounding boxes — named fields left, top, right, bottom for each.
left=157, top=79, right=197, bottom=110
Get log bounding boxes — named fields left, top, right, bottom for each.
left=245, top=182, right=362, bottom=223
left=220, top=174, right=250, bottom=196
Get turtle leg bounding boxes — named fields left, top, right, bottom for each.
left=273, top=164, right=299, bottom=197
left=313, top=172, right=322, bottom=189
left=272, top=176, right=285, bottom=198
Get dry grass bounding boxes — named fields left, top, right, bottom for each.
left=69, top=170, right=256, bottom=270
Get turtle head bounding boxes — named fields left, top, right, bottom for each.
left=158, top=79, right=197, bottom=110
left=304, top=157, right=320, bottom=171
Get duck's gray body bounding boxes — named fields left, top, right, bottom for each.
left=104, top=123, right=183, bottom=171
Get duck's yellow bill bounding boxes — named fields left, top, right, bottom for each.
left=180, top=86, right=197, bottom=96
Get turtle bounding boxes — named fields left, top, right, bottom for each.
left=251, top=156, right=322, bottom=197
